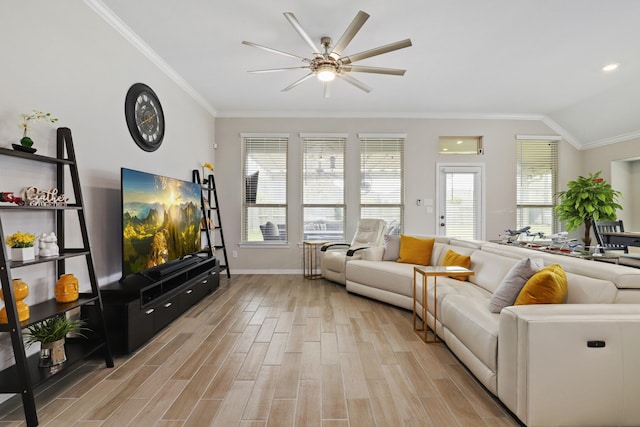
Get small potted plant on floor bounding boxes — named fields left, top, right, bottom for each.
left=555, top=171, right=623, bottom=247
left=24, top=315, right=88, bottom=367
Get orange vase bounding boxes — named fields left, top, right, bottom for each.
left=0, top=278, right=30, bottom=323
left=55, top=274, right=79, bottom=303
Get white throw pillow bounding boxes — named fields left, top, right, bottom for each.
left=382, top=235, right=401, bottom=261
left=489, top=257, right=543, bottom=313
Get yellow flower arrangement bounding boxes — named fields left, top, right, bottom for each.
left=202, top=162, right=214, bottom=184
left=5, top=231, right=37, bottom=248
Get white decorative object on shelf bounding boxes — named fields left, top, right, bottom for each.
left=23, top=186, right=69, bottom=207
left=39, top=233, right=59, bottom=257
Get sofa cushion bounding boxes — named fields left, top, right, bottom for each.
left=515, top=263, right=568, bottom=305
left=442, top=249, right=472, bottom=281
left=383, top=234, right=400, bottom=261
left=467, top=250, right=519, bottom=294
left=346, top=260, right=415, bottom=298
left=441, top=294, right=499, bottom=372
left=490, top=257, right=543, bottom=313
left=397, top=235, right=434, bottom=266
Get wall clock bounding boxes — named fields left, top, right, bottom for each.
left=125, top=83, right=165, bottom=152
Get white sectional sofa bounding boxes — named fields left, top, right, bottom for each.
left=343, top=236, right=640, bottom=427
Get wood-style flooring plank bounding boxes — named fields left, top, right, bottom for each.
left=0, top=274, right=520, bottom=427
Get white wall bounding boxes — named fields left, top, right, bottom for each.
left=215, top=117, right=580, bottom=273
left=585, top=136, right=640, bottom=231
left=0, top=1, right=215, bottom=387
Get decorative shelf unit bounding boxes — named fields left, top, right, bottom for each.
left=0, top=128, right=114, bottom=427
left=193, top=170, right=230, bottom=278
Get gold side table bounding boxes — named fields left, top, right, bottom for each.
left=303, top=241, right=328, bottom=279
left=413, top=265, right=474, bottom=343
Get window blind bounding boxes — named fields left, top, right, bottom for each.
left=441, top=167, right=481, bottom=239
left=301, top=135, right=346, bottom=241
left=359, top=136, right=404, bottom=235
left=516, top=139, right=559, bottom=235
left=242, top=135, right=288, bottom=242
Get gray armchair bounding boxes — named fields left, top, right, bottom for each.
left=259, top=221, right=287, bottom=241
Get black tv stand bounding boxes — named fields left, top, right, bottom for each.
left=98, top=256, right=219, bottom=353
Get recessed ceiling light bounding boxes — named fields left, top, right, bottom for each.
left=602, top=63, right=619, bottom=72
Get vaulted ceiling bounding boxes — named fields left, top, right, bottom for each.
left=96, top=0, right=640, bottom=149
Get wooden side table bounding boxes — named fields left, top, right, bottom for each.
left=413, top=265, right=474, bottom=343
left=303, top=241, right=328, bottom=279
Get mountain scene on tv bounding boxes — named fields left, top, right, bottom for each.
left=122, top=169, right=202, bottom=276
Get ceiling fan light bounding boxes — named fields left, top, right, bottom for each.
left=317, top=68, right=336, bottom=82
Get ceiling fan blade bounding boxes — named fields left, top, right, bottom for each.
left=338, top=73, right=372, bottom=93
left=242, top=40, right=311, bottom=62
left=283, top=12, right=320, bottom=55
left=282, top=73, right=315, bottom=92
left=329, top=10, right=370, bottom=60
left=323, top=81, right=331, bottom=99
left=340, top=38, right=412, bottom=65
left=342, top=65, right=406, bottom=76
left=249, top=66, right=311, bottom=73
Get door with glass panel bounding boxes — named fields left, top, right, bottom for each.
left=437, top=165, right=484, bottom=239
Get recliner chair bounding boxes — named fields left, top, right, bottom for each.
left=320, top=218, right=386, bottom=284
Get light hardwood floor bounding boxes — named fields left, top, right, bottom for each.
left=0, top=274, right=521, bottom=426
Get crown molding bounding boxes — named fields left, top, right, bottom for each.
left=581, top=129, right=640, bottom=150
left=539, top=116, right=582, bottom=149
left=216, top=110, right=550, bottom=121
left=84, top=0, right=217, bottom=117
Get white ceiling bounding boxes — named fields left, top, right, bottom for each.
left=96, top=0, right=640, bottom=149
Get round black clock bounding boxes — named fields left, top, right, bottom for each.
left=125, top=83, right=165, bottom=152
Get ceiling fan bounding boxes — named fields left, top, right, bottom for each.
left=242, top=10, right=412, bottom=98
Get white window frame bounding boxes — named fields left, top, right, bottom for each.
left=359, top=133, right=405, bottom=235
left=515, top=135, right=560, bottom=236
left=300, top=133, right=347, bottom=242
left=240, top=133, right=289, bottom=246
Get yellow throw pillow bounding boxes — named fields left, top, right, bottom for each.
left=515, top=263, right=568, bottom=305
left=396, top=235, right=435, bottom=266
left=442, top=249, right=472, bottom=281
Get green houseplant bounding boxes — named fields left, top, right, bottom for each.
left=555, top=171, right=622, bottom=247
left=24, top=315, right=87, bottom=367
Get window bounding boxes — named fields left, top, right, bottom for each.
left=241, top=134, right=288, bottom=243
left=516, top=137, right=559, bottom=236
left=301, top=134, right=346, bottom=241
left=438, top=136, right=483, bottom=155
left=359, top=135, right=405, bottom=235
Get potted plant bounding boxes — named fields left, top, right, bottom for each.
left=555, top=171, right=623, bottom=247
left=16, top=110, right=58, bottom=153
left=5, top=231, right=37, bottom=261
left=24, top=315, right=88, bottom=367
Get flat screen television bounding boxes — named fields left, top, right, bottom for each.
left=120, top=168, right=203, bottom=278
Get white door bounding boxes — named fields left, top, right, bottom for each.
left=436, top=164, right=484, bottom=239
